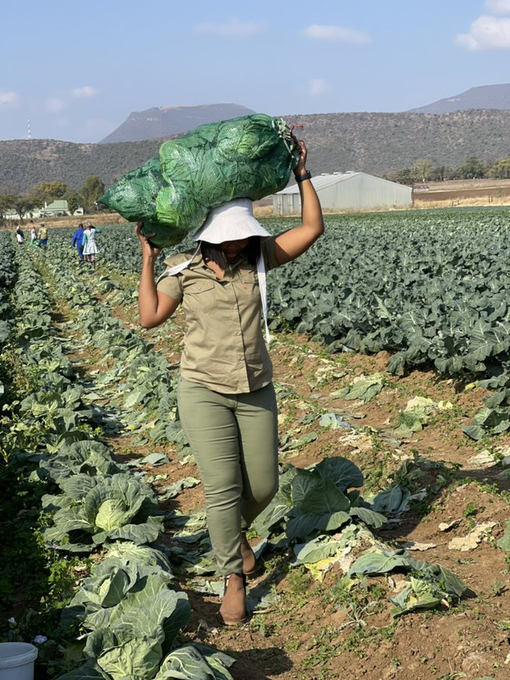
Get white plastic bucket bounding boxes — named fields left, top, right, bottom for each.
left=0, top=643, right=38, bottom=680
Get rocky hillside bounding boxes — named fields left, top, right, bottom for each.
left=0, top=138, right=164, bottom=193
left=3, top=109, right=510, bottom=193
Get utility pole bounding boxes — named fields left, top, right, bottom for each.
left=27, top=119, right=31, bottom=139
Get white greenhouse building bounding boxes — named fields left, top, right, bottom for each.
left=273, top=172, right=413, bottom=215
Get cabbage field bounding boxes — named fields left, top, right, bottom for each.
left=2, top=208, right=510, bottom=679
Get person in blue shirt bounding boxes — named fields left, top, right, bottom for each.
left=72, top=223, right=85, bottom=261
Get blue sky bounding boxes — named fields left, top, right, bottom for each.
left=1, top=0, right=510, bottom=143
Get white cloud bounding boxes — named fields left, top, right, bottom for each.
left=485, top=0, right=510, bottom=14
left=308, top=79, right=329, bottom=96
left=303, top=24, right=371, bottom=45
left=195, top=18, right=264, bottom=38
left=71, top=86, right=97, bottom=98
left=0, top=91, right=19, bottom=107
left=456, top=14, right=510, bottom=50
left=45, top=97, right=67, bottom=113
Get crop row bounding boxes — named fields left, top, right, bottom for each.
left=0, top=239, right=235, bottom=678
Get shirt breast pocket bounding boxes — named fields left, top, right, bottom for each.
left=184, top=280, right=217, bottom=315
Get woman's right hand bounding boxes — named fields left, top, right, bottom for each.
left=135, top=222, right=161, bottom=262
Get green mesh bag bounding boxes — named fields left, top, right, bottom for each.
left=100, top=114, right=299, bottom=247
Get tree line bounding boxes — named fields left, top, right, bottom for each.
left=0, top=175, right=105, bottom=223
left=384, top=155, right=510, bottom=185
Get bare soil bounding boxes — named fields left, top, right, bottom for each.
left=420, top=179, right=510, bottom=193
left=413, top=178, right=510, bottom=209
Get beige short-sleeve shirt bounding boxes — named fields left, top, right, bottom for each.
left=157, top=237, right=280, bottom=394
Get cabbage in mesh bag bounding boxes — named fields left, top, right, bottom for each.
left=100, top=114, right=299, bottom=247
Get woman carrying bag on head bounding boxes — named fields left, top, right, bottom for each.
left=136, top=140, right=323, bottom=625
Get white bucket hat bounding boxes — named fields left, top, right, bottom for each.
left=193, top=198, right=270, bottom=243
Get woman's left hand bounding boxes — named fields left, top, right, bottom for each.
left=294, top=140, right=308, bottom=177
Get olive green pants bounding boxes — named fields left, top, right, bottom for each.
left=177, top=378, right=279, bottom=575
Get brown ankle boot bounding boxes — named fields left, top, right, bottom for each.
left=219, top=573, right=246, bottom=626
left=241, top=532, right=257, bottom=576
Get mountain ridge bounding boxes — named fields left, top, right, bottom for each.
left=408, top=83, right=510, bottom=114
left=98, top=84, right=510, bottom=145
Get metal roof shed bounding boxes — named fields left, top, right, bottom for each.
left=273, top=172, right=412, bottom=215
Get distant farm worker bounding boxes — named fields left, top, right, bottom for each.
left=39, top=224, right=48, bottom=249
left=72, top=223, right=85, bottom=261
left=30, top=224, right=38, bottom=243
left=135, top=140, right=323, bottom=626
left=15, top=224, right=24, bottom=245
left=82, top=223, right=98, bottom=267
